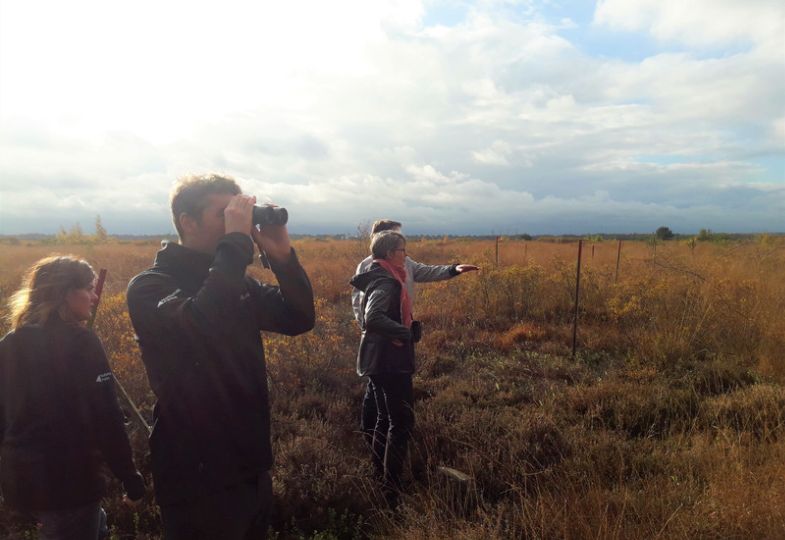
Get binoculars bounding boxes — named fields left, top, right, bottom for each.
left=253, top=205, right=288, bottom=227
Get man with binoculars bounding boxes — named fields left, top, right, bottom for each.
left=127, top=174, right=315, bottom=539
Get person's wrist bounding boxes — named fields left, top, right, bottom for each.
left=219, top=233, right=255, bottom=265
left=269, top=248, right=301, bottom=273
left=268, top=247, right=293, bottom=265
left=225, top=225, right=251, bottom=236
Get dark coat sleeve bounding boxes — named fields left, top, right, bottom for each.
left=364, top=281, right=411, bottom=342
left=80, top=331, right=145, bottom=500
left=250, top=248, right=315, bottom=336
left=127, top=233, right=255, bottom=341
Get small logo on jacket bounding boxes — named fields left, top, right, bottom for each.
left=240, top=292, right=250, bottom=301
left=96, top=372, right=113, bottom=383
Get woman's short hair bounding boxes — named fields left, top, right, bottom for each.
left=170, top=174, right=242, bottom=239
left=370, top=230, right=406, bottom=259
left=7, top=255, right=95, bottom=329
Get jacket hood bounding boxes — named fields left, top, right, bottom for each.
left=350, top=263, right=397, bottom=293
left=153, top=241, right=214, bottom=291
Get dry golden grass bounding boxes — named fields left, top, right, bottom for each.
left=0, top=235, right=783, bottom=539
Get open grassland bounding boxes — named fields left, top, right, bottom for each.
left=1, top=236, right=784, bottom=539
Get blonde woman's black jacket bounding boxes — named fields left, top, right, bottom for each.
left=0, top=318, right=144, bottom=511
left=126, top=233, right=315, bottom=505
left=350, top=263, right=414, bottom=377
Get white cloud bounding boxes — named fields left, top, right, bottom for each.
left=1, top=0, right=783, bottom=235
left=472, top=140, right=514, bottom=165
left=594, top=0, right=784, bottom=48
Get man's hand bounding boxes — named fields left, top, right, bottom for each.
left=252, top=205, right=292, bottom=264
left=456, top=264, right=479, bottom=273
left=224, top=195, right=256, bottom=236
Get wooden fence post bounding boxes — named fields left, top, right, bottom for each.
left=572, top=240, right=583, bottom=358
left=614, top=240, right=622, bottom=283
left=495, top=236, right=500, bottom=267
left=89, top=269, right=151, bottom=435
left=87, top=268, right=108, bottom=328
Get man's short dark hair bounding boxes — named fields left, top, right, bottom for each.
left=371, top=219, right=402, bottom=235
left=170, top=174, right=242, bottom=239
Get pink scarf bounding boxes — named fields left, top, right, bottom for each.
left=374, top=258, right=413, bottom=328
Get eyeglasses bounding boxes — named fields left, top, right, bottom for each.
left=392, top=248, right=407, bottom=254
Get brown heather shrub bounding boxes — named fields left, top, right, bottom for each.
left=95, top=293, right=156, bottom=414
left=699, top=384, right=785, bottom=441
left=676, top=355, right=758, bottom=396
left=495, top=322, right=549, bottom=351
left=271, top=415, right=371, bottom=537
left=683, top=440, right=785, bottom=539
left=1, top=238, right=784, bottom=538
left=567, top=380, right=701, bottom=438
left=413, top=404, right=569, bottom=501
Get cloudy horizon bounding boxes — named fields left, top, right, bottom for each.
left=1, top=0, right=783, bottom=236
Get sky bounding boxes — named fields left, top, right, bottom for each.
left=0, top=0, right=783, bottom=236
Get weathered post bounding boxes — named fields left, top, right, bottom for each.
left=572, top=240, right=583, bottom=358
left=614, top=239, right=622, bottom=283
left=90, top=269, right=152, bottom=436
left=495, top=236, right=500, bottom=267
left=591, top=243, right=595, bottom=260
left=524, top=242, right=528, bottom=262
left=87, top=268, right=107, bottom=328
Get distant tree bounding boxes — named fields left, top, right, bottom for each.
left=655, top=226, right=674, bottom=240
left=56, top=226, right=68, bottom=244
left=697, top=228, right=713, bottom=241
left=68, top=222, right=84, bottom=244
left=95, top=214, right=108, bottom=243
left=356, top=221, right=371, bottom=238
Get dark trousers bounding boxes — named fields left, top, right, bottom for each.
left=368, top=373, right=414, bottom=492
left=160, top=471, right=273, bottom=540
left=361, top=379, right=383, bottom=444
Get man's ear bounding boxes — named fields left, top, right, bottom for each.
left=179, top=212, right=198, bottom=239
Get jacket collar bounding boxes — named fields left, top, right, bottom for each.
left=153, top=241, right=215, bottom=291
left=349, top=262, right=397, bottom=292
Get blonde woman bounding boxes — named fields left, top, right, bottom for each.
left=0, top=256, right=144, bottom=540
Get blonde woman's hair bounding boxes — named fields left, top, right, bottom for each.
left=7, top=255, right=95, bottom=330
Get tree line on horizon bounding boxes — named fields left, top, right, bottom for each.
left=0, top=218, right=781, bottom=245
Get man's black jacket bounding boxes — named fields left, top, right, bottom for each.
left=0, top=318, right=144, bottom=511
left=126, top=233, right=315, bottom=505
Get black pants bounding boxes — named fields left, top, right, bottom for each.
left=361, top=380, right=384, bottom=443
left=160, top=471, right=273, bottom=540
left=369, top=373, right=414, bottom=491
